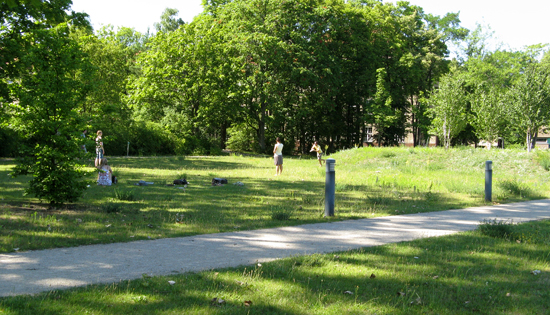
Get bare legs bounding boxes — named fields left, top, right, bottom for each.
left=275, top=164, right=283, bottom=176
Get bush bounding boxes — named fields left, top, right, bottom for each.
left=226, top=123, right=260, bottom=153
left=0, top=127, right=22, bottom=157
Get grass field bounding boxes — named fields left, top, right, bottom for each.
left=1, top=146, right=550, bottom=253
left=1, top=218, right=549, bottom=314
left=1, top=147, right=550, bottom=314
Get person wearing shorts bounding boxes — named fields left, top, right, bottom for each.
left=273, top=137, right=283, bottom=176
left=310, top=141, right=324, bottom=166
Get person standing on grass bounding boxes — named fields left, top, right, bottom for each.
left=273, top=137, right=284, bottom=176
left=95, top=130, right=104, bottom=167
left=310, top=141, right=325, bottom=166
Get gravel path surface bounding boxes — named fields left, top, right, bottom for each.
left=1, top=199, right=549, bottom=297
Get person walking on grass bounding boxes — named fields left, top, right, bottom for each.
left=310, top=141, right=325, bottom=166
left=273, top=137, right=284, bottom=176
left=95, top=130, right=104, bottom=167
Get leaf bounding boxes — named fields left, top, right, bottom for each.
left=397, top=291, right=406, bottom=296
left=244, top=300, right=252, bottom=307
left=370, top=273, right=376, bottom=279
left=343, top=291, right=353, bottom=295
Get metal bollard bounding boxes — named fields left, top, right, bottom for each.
left=325, top=158, right=336, bottom=217
left=485, top=160, right=492, bottom=202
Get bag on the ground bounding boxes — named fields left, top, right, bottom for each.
left=173, top=179, right=188, bottom=185
left=212, top=178, right=228, bottom=186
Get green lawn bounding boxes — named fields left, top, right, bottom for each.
left=1, top=146, right=550, bottom=253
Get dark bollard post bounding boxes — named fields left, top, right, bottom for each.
left=325, top=158, right=336, bottom=217
left=485, top=160, right=492, bottom=202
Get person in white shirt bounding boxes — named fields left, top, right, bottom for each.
left=273, top=137, right=283, bottom=176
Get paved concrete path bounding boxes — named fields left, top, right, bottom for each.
left=1, top=199, right=550, bottom=297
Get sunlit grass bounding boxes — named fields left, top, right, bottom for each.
left=1, top=147, right=550, bottom=253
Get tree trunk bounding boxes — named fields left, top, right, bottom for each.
left=257, top=101, right=267, bottom=153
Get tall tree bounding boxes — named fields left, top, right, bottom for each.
left=9, top=24, right=90, bottom=206
left=469, top=87, right=506, bottom=149
left=426, top=71, right=468, bottom=149
left=128, top=14, right=231, bottom=153
left=507, top=65, right=550, bottom=152
left=154, top=8, right=185, bottom=33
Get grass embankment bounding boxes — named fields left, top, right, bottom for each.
left=1, top=219, right=549, bottom=314
left=1, top=146, right=550, bottom=253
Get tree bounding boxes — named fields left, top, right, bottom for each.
left=469, top=87, right=506, bottom=149
left=426, top=71, right=468, bottom=149
left=154, top=8, right=185, bottom=33
left=128, top=14, right=231, bottom=153
left=366, top=68, right=398, bottom=146
left=9, top=24, right=90, bottom=206
left=507, top=65, right=550, bottom=152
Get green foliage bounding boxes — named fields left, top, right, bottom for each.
left=507, top=64, right=550, bottom=152
left=0, top=127, right=20, bottom=157
left=226, top=123, right=260, bottom=153
left=426, top=71, right=469, bottom=149
left=9, top=24, right=90, bottom=206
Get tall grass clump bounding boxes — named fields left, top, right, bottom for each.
left=534, top=150, right=550, bottom=171
left=270, top=206, right=294, bottom=220
left=497, top=179, right=532, bottom=197
left=477, top=219, right=515, bottom=239
left=114, top=188, right=137, bottom=201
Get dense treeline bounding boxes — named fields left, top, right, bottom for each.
left=128, top=0, right=468, bottom=155
left=1, top=0, right=549, bottom=204
left=2, top=0, right=471, bottom=158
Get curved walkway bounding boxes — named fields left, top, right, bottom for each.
left=1, top=199, right=550, bottom=297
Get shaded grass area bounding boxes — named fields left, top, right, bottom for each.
left=1, top=219, right=549, bottom=314
left=1, top=147, right=550, bottom=253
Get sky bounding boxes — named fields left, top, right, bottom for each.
left=70, top=0, right=549, bottom=53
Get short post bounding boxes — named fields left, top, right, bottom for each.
left=127, top=141, right=130, bottom=157
left=325, top=158, right=336, bottom=217
left=485, top=160, right=492, bottom=202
